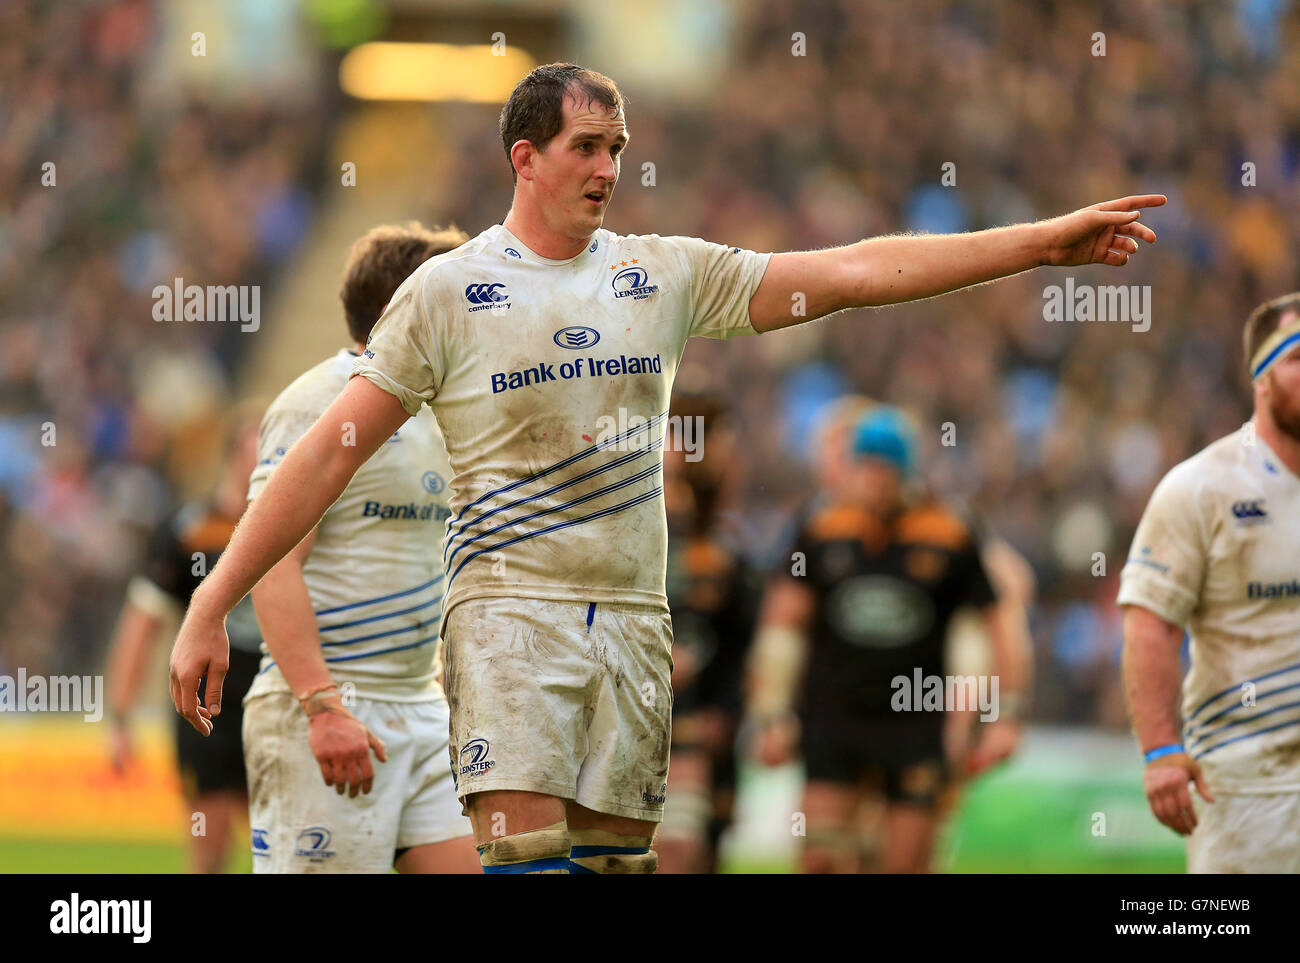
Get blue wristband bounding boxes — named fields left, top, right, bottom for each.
left=1144, top=743, right=1184, bottom=763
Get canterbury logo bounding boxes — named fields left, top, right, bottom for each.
left=465, top=283, right=508, bottom=305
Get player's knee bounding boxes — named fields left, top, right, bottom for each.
left=568, top=828, right=657, bottom=874
left=477, top=821, right=572, bottom=874
left=801, top=827, right=855, bottom=873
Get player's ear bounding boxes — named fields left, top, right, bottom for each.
left=510, top=140, right=536, bottom=182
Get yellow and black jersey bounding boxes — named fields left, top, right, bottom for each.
left=786, top=496, right=997, bottom=720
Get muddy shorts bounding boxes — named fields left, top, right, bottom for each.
left=1187, top=790, right=1300, bottom=873
left=442, top=597, right=674, bottom=822
left=242, top=691, right=471, bottom=873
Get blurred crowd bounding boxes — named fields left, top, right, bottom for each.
left=4, top=0, right=1299, bottom=726
left=0, top=0, right=326, bottom=679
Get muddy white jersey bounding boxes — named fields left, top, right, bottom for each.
left=1118, top=424, right=1300, bottom=791
left=246, top=349, right=453, bottom=703
left=351, top=223, right=770, bottom=625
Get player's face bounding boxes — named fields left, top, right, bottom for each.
left=846, top=458, right=902, bottom=514
left=534, top=94, right=627, bottom=241
left=1263, top=344, right=1300, bottom=441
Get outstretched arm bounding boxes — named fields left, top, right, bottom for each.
left=747, top=194, right=1165, bottom=333
left=168, top=376, right=411, bottom=734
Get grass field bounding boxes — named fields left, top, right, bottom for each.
left=0, top=718, right=1184, bottom=874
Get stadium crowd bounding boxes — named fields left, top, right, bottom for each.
left=4, top=0, right=1299, bottom=731
left=0, top=0, right=326, bottom=681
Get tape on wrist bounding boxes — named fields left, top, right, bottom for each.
left=1143, top=743, right=1184, bottom=763
left=748, top=625, right=806, bottom=719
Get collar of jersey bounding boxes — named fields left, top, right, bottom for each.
left=496, top=224, right=597, bottom=266
left=1251, top=421, right=1300, bottom=485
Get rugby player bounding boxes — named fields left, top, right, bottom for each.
left=105, top=408, right=263, bottom=873
left=242, top=222, right=479, bottom=873
left=1119, top=293, right=1300, bottom=873
left=749, top=405, right=1028, bottom=873
left=169, top=63, right=1161, bottom=874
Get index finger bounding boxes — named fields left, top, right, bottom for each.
left=179, top=669, right=212, bottom=735
left=1093, top=194, right=1167, bottom=212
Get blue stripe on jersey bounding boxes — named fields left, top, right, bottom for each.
left=313, top=574, right=444, bottom=617
left=1185, top=678, right=1300, bottom=734
left=1185, top=657, right=1300, bottom=721
left=324, top=634, right=439, bottom=663
left=1185, top=698, right=1300, bottom=751
left=444, top=410, right=668, bottom=543
left=1191, top=715, right=1300, bottom=759
left=446, top=459, right=663, bottom=571
left=482, top=857, right=571, bottom=874
left=446, top=484, right=664, bottom=592
left=316, top=593, right=443, bottom=633
left=257, top=632, right=439, bottom=674
left=444, top=438, right=663, bottom=565
left=319, top=612, right=441, bottom=648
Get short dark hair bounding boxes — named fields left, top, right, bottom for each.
left=499, top=63, right=625, bottom=181
left=340, top=222, right=468, bottom=343
left=1243, top=292, right=1300, bottom=378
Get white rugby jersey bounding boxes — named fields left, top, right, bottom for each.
left=1118, top=423, right=1300, bottom=792
left=351, top=224, right=770, bottom=624
left=245, top=349, right=454, bottom=703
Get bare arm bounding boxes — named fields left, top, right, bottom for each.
left=252, top=528, right=389, bottom=798
left=103, top=598, right=167, bottom=772
left=106, top=601, right=167, bottom=721
left=169, top=376, right=411, bottom=733
left=746, top=577, right=815, bottom=766
left=747, top=194, right=1164, bottom=333
left=251, top=530, right=328, bottom=697
left=1121, top=603, right=1213, bottom=835
left=983, top=539, right=1035, bottom=705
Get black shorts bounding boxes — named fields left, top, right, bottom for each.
left=172, top=646, right=261, bottom=796
left=801, top=714, right=948, bottom=807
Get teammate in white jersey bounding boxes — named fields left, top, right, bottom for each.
left=1119, top=292, right=1300, bottom=873
left=242, top=222, right=480, bottom=873
left=170, top=63, right=1162, bottom=874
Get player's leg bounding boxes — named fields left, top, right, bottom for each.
left=443, top=598, right=599, bottom=873
left=880, top=802, right=942, bottom=874
left=188, top=789, right=246, bottom=874
left=177, top=647, right=258, bottom=873
left=565, top=801, right=658, bottom=873
left=394, top=838, right=483, bottom=873
left=568, top=602, right=674, bottom=874
left=465, top=790, right=571, bottom=873
left=799, top=780, right=860, bottom=873
left=703, top=709, right=741, bottom=873
left=382, top=697, right=477, bottom=873
left=877, top=723, right=949, bottom=873
left=798, top=709, right=864, bottom=873
left=655, top=723, right=711, bottom=873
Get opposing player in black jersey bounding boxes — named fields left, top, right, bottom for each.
left=749, top=404, right=1028, bottom=873
left=104, top=408, right=263, bottom=873
left=657, top=388, right=763, bottom=873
